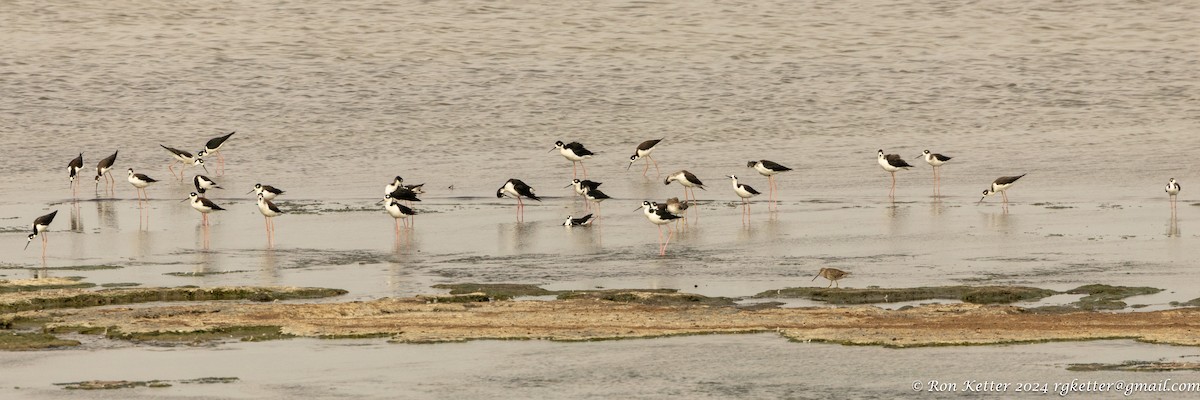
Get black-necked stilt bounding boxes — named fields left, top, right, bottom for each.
left=583, top=187, right=611, bottom=221
left=161, top=145, right=207, bottom=180
left=919, top=150, right=953, bottom=196
left=664, top=170, right=706, bottom=203
left=24, top=210, right=58, bottom=259
left=387, top=187, right=422, bottom=203
left=637, top=201, right=682, bottom=256
left=194, top=175, right=222, bottom=195
left=94, top=151, right=118, bottom=193
left=67, top=153, right=84, bottom=197
left=729, top=175, right=761, bottom=225
left=196, top=131, right=235, bottom=175
left=747, top=160, right=792, bottom=210
left=551, top=141, right=595, bottom=179
left=381, top=194, right=417, bottom=232
left=567, top=179, right=602, bottom=209
left=877, top=149, right=913, bottom=198
left=978, top=174, right=1027, bottom=205
left=562, top=214, right=595, bottom=227
left=385, top=176, right=425, bottom=210
left=187, top=192, right=226, bottom=226
left=127, top=168, right=158, bottom=206
left=812, top=267, right=849, bottom=288
left=497, top=178, right=540, bottom=222
left=248, top=183, right=285, bottom=201
left=257, top=192, right=282, bottom=245
left=627, top=138, right=663, bottom=177
left=1166, top=178, right=1182, bottom=212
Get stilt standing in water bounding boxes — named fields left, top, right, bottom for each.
left=161, top=145, right=207, bottom=180
left=127, top=168, right=158, bottom=207
left=978, top=174, right=1027, bottom=206
left=497, top=179, right=540, bottom=222
left=24, top=210, right=59, bottom=260
left=197, top=131, right=235, bottom=176
left=729, top=175, right=760, bottom=225
left=257, top=192, right=282, bottom=246
left=665, top=170, right=706, bottom=204
left=67, top=153, right=83, bottom=198
left=186, top=192, right=226, bottom=226
left=877, top=149, right=913, bottom=199
left=1166, top=178, right=1181, bottom=213
left=638, top=201, right=682, bottom=256
left=94, top=151, right=118, bottom=194
left=551, top=141, right=595, bottom=179
left=627, top=139, right=663, bottom=177
left=919, top=150, right=953, bottom=196
left=747, top=160, right=791, bottom=210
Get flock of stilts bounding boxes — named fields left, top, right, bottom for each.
left=20, top=135, right=1187, bottom=287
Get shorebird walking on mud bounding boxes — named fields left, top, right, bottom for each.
left=812, top=267, right=849, bottom=288
left=918, top=150, right=953, bottom=196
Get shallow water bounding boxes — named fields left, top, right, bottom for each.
left=2, top=0, right=1199, bottom=396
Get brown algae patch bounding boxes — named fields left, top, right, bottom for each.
left=433, top=283, right=732, bottom=306
left=753, top=285, right=1057, bottom=305
left=56, top=377, right=238, bottom=390
left=0, top=332, right=80, bottom=351
left=1031, top=284, right=1164, bottom=312
left=1067, top=362, right=1200, bottom=372
left=0, top=277, right=96, bottom=294
left=0, top=286, right=348, bottom=314
left=18, top=297, right=1200, bottom=348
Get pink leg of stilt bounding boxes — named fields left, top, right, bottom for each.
left=649, top=156, right=660, bottom=176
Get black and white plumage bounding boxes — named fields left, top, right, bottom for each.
left=562, top=214, right=595, bottom=227
left=197, top=131, right=235, bottom=175
left=978, top=174, right=1027, bottom=205
left=249, top=183, right=285, bottom=201
left=583, top=187, right=611, bottom=221
left=161, top=145, right=207, bottom=180
left=638, top=201, right=682, bottom=256
left=665, top=170, right=706, bottom=203
left=24, top=210, right=58, bottom=258
left=627, top=138, right=663, bottom=177
left=94, top=151, right=118, bottom=192
left=386, top=176, right=426, bottom=197
left=387, top=187, right=422, bottom=203
left=877, top=149, right=913, bottom=198
left=747, top=160, right=792, bottom=209
left=67, top=153, right=84, bottom=196
left=551, top=140, right=595, bottom=179
left=257, top=192, right=283, bottom=244
left=729, top=175, right=761, bottom=225
left=567, top=179, right=602, bottom=209
left=194, top=175, right=222, bottom=194
left=381, top=194, right=418, bottom=235
left=919, top=150, right=953, bottom=196
left=497, top=178, right=540, bottom=222
left=1166, top=178, right=1182, bottom=212
left=187, top=192, right=226, bottom=226
left=127, top=168, right=158, bottom=204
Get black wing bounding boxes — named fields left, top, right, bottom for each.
left=759, top=160, right=792, bottom=172
left=580, top=180, right=602, bottom=190
left=741, top=184, right=761, bottom=195
left=565, top=142, right=594, bottom=156
left=932, top=153, right=952, bottom=162
left=683, top=171, right=705, bottom=188
left=68, top=153, right=83, bottom=169
left=98, top=151, right=118, bottom=168
left=34, top=210, right=58, bottom=226
left=134, top=173, right=158, bottom=183
left=199, top=197, right=226, bottom=211
left=389, top=187, right=422, bottom=202
left=586, top=188, right=611, bottom=200
left=994, top=174, right=1027, bottom=185
left=512, top=179, right=541, bottom=201
left=885, top=154, right=913, bottom=168
left=263, top=185, right=285, bottom=195
left=206, top=131, right=236, bottom=149
left=160, top=145, right=192, bottom=158
left=654, top=208, right=682, bottom=220
left=264, top=199, right=283, bottom=214
left=637, top=139, right=662, bottom=151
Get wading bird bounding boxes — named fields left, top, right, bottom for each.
left=627, top=138, right=663, bottom=177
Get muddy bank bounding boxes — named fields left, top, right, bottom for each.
left=0, top=286, right=348, bottom=314
left=16, top=293, right=1200, bottom=348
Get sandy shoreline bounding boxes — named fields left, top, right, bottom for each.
left=6, top=287, right=1200, bottom=349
